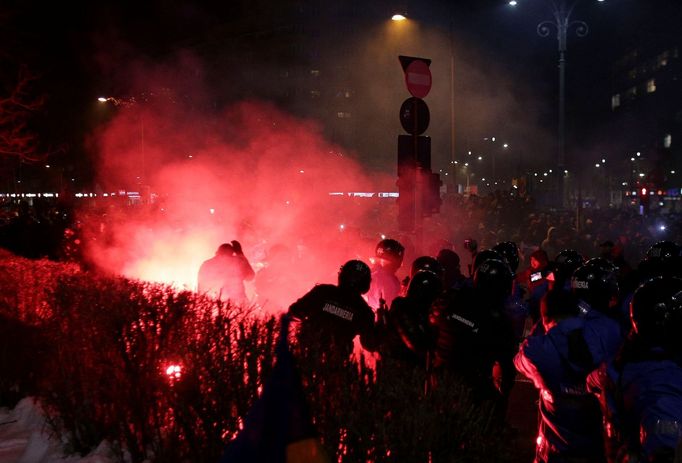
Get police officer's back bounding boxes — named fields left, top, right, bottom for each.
left=379, top=269, right=442, bottom=367
left=431, top=257, right=516, bottom=404
left=289, top=260, right=378, bottom=357
left=589, top=277, right=682, bottom=463
left=515, top=289, right=607, bottom=463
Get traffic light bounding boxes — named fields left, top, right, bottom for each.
left=639, top=186, right=650, bottom=213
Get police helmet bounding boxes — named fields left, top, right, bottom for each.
left=375, top=238, right=405, bottom=264
left=645, top=241, right=681, bottom=263
left=473, top=258, right=513, bottom=299
left=407, top=270, right=443, bottom=303
left=410, top=256, right=444, bottom=279
left=493, top=241, right=520, bottom=274
left=552, top=249, right=584, bottom=280
left=630, top=277, right=682, bottom=352
left=571, top=263, right=619, bottom=312
left=584, top=257, right=617, bottom=273
left=472, top=249, right=504, bottom=275
left=638, top=241, right=681, bottom=280
left=338, top=260, right=371, bottom=295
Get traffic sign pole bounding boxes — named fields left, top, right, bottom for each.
left=397, top=56, right=435, bottom=253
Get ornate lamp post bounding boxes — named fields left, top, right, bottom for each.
left=536, top=1, right=588, bottom=207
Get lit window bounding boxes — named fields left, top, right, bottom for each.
left=664, top=134, right=672, bottom=148
left=647, top=79, right=656, bottom=93
left=611, top=94, right=621, bottom=109
left=337, top=112, right=351, bottom=119
left=310, top=90, right=321, bottom=98
left=310, top=69, right=320, bottom=77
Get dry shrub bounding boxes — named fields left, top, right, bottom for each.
left=0, top=254, right=521, bottom=462
left=294, top=332, right=518, bottom=463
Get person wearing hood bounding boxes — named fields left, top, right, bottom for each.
left=541, top=226, right=561, bottom=261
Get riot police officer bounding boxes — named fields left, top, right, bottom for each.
left=379, top=269, right=442, bottom=367
left=515, top=288, right=608, bottom=463
left=588, top=277, right=682, bottom=462
left=431, top=257, right=516, bottom=413
left=571, top=261, right=625, bottom=355
left=289, top=259, right=378, bottom=357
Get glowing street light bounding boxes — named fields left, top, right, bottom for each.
left=509, top=0, right=518, bottom=6
left=392, top=14, right=407, bottom=21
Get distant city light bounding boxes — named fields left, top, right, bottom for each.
left=477, top=156, right=483, bottom=160
left=672, top=170, right=677, bottom=174
left=464, top=162, right=469, bottom=167
left=209, top=208, right=215, bottom=215
left=391, top=14, right=407, bottom=21
left=503, top=143, right=509, bottom=148
left=564, top=170, right=569, bottom=174
left=45, top=165, right=50, bottom=168
left=299, top=170, right=305, bottom=174
left=636, top=152, right=641, bottom=157
left=509, top=0, right=518, bottom=5
left=548, top=169, right=553, bottom=173
left=639, top=173, right=645, bottom=177
left=595, top=163, right=600, bottom=168
left=631, top=157, right=635, bottom=161
left=339, top=224, right=345, bottom=231
left=659, top=225, right=667, bottom=231
left=97, top=97, right=108, bottom=102
left=601, top=158, right=606, bottom=163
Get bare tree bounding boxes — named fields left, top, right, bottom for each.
left=0, top=65, right=55, bottom=162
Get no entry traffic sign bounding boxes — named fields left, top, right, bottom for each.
left=400, top=56, right=432, bottom=99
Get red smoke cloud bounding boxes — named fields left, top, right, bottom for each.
left=84, top=90, right=397, bottom=314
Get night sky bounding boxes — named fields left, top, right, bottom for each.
left=3, top=0, right=681, bottom=187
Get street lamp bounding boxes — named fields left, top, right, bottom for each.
left=535, top=1, right=589, bottom=207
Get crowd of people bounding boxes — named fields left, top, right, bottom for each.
left=2, top=193, right=682, bottom=461
left=287, top=232, right=682, bottom=463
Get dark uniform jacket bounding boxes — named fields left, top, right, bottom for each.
left=289, top=284, right=378, bottom=355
